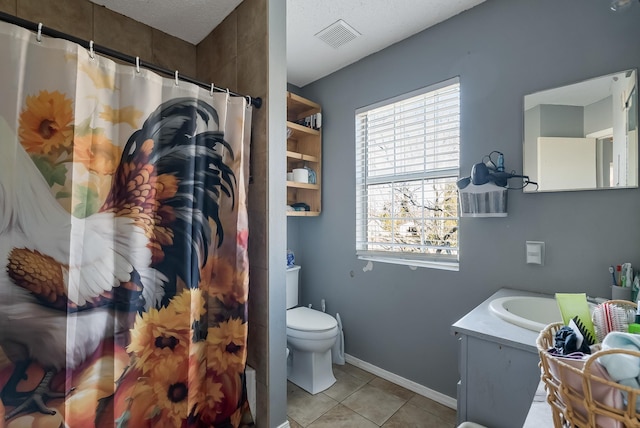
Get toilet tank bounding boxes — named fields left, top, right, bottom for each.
left=286, top=265, right=301, bottom=309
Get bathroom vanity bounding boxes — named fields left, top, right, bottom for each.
left=452, top=288, right=549, bottom=428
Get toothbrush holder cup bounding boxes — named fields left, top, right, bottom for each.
left=611, top=285, right=632, bottom=301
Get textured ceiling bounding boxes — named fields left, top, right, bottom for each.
left=287, top=0, right=486, bottom=87
left=89, top=0, right=244, bottom=45
left=90, top=0, right=486, bottom=87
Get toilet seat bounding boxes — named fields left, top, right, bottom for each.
left=287, top=307, right=337, bottom=331
left=287, top=307, right=338, bottom=340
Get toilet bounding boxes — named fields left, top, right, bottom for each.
left=286, top=265, right=339, bottom=394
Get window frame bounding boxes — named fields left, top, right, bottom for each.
left=355, top=77, right=460, bottom=271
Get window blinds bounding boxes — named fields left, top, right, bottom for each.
left=355, top=78, right=460, bottom=262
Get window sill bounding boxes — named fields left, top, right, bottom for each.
left=357, top=254, right=459, bottom=272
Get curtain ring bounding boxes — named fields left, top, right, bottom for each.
left=135, top=57, right=140, bottom=73
left=89, top=40, right=95, bottom=59
left=226, top=88, right=230, bottom=95
left=174, top=70, right=179, bottom=86
left=36, top=23, right=42, bottom=43
left=210, top=83, right=215, bottom=96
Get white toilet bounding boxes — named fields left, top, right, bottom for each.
left=286, top=265, right=339, bottom=394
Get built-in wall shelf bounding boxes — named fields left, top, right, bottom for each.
left=286, top=181, right=320, bottom=190
left=286, top=91, right=322, bottom=216
left=286, top=210, right=321, bottom=217
left=287, top=92, right=320, bottom=121
left=287, top=121, right=321, bottom=137
left=286, top=151, right=319, bottom=163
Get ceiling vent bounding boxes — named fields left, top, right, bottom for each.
left=315, top=19, right=361, bottom=49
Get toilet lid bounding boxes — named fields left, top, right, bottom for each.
left=287, top=307, right=337, bottom=332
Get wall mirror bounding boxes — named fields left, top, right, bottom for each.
left=523, top=69, right=638, bottom=193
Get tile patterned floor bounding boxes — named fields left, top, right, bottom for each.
left=287, top=363, right=457, bottom=427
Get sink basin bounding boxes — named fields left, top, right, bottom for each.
left=489, top=296, right=562, bottom=332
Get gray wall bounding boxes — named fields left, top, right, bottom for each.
left=585, top=95, right=613, bottom=135
left=268, top=0, right=288, bottom=425
left=289, top=0, right=640, bottom=399
left=540, top=105, right=584, bottom=137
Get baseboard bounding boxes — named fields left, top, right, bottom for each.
left=276, top=421, right=290, bottom=428
left=246, top=365, right=256, bottom=421
left=344, top=353, right=457, bottom=410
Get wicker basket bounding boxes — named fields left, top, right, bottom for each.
left=537, top=310, right=640, bottom=428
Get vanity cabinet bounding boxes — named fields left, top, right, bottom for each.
left=455, top=333, right=540, bottom=428
left=286, top=92, right=322, bottom=216
left=452, top=289, right=544, bottom=428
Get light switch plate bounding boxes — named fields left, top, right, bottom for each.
left=526, top=241, right=545, bottom=265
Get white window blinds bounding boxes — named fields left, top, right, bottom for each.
left=355, top=78, right=460, bottom=268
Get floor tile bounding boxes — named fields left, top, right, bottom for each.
left=407, top=394, right=457, bottom=425
left=288, top=418, right=304, bottom=428
left=323, top=365, right=368, bottom=402
left=288, top=381, right=303, bottom=395
left=334, top=363, right=376, bottom=383
left=382, top=402, right=455, bottom=427
left=341, top=384, right=407, bottom=425
left=287, top=363, right=457, bottom=428
left=368, top=377, right=416, bottom=401
left=287, top=386, right=338, bottom=426
left=308, top=404, right=379, bottom=428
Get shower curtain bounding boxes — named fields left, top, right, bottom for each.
left=0, top=21, right=253, bottom=427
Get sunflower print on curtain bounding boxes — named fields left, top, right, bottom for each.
left=0, top=20, right=253, bottom=428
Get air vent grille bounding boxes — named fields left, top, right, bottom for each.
left=315, top=19, right=361, bottom=49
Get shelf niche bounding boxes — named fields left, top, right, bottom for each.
left=286, top=91, right=322, bottom=216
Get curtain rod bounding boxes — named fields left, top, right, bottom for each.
left=0, top=11, right=262, bottom=109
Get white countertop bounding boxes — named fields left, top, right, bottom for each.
left=451, top=287, right=553, bottom=353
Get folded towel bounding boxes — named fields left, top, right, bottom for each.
left=599, top=332, right=640, bottom=410
left=600, top=332, right=640, bottom=382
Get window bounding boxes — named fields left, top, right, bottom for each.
left=355, top=77, right=460, bottom=270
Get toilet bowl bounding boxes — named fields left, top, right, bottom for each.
left=286, top=307, right=338, bottom=394
left=285, top=265, right=339, bottom=394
